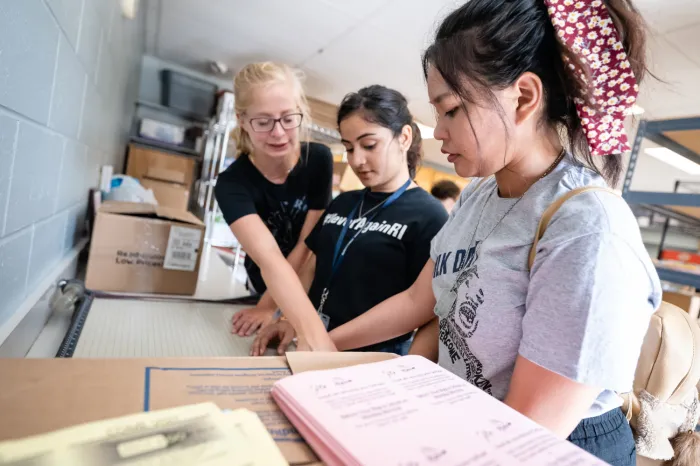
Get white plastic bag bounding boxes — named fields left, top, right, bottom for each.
left=104, top=175, right=158, bottom=204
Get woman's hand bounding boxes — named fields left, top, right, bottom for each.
left=295, top=334, right=338, bottom=352
left=231, top=308, right=277, bottom=336
left=250, top=321, right=297, bottom=356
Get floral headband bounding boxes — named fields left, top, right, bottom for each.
left=544, top=0, right=639, bottom=156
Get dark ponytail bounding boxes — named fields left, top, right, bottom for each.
left=422, top=0, right=649, bottom=187
left=408, top=121, right=423, bottom=179
left=337, top=85, right=423, bottom=179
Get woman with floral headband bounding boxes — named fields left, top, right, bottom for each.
left=323, top=1, right=659, bottom=464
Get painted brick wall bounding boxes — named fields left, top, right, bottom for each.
left=0, top=0, right=145, bottom=326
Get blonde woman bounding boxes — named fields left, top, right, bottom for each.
left=214, top=62, right=335, bottom=351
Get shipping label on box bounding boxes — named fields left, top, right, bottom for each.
left=164, top=226, right=203, bottom=272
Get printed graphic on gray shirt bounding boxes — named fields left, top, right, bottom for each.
left=436, top=242, right=493, bottom=395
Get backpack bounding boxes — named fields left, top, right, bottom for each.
left=531, top=186, right=700, bottom=466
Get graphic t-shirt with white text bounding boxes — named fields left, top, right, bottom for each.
left=307, top=187, right=447, bottom=351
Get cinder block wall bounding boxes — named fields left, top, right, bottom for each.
left=0, top=0, right=145, bottom=326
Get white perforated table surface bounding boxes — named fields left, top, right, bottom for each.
left=72, top=299, right=264, bottom=358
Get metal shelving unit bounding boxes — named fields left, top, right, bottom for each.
left=623, top=116, right=700, bottom=289
left=136, top=100, right=211, bottom=124
left=129, top=136, right=202, bottom=158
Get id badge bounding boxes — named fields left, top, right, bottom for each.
left=319, top=312, right=331, bottom=330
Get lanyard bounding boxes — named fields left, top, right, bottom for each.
left=318, top=179, right=411, bottom=316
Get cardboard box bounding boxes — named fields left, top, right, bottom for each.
left=85, top=201, right=205, bottom=295
left=663, top=290, right=700, bottom=320
left=146, top=166, right=187, bottom=184
left=140, top=178, right=190, bottom=211
left=126, top=144, right=196, bottom=188
left=0, top=352, right=396, bottom=465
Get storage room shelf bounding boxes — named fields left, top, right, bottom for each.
left=136, top=100, right=211, bottom=124
left=656, top=266, right=700, bottom=289
left=130, top=136, right=201, bottom=158
left=624, top=117, right=700, bottom=288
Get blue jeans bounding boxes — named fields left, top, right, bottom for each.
left=568, top=408, right=636, bottom=465
left=374, top=338, right=413, bottom=356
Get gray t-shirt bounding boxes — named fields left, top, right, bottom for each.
left=430, top=157, right=661, bottom=418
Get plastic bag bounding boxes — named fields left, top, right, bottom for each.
left=104, top=175, right=158, bottom=204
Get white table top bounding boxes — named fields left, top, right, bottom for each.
left=72, top=299, right=274, bottom=358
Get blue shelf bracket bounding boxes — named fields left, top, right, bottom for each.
left=622, top=117, right=700, bottom=205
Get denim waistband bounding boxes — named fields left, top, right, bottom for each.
left=567, top=408, right=627, bottom=441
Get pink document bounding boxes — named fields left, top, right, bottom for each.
left=272, top=355, right=608, bottom=466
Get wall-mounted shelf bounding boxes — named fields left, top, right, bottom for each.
left=655, top=266, right=700, bottom=289
left=129, top=136, right=201, bottom=158
left=623, top=116, right=700, bottom=288
left=623, top=116, right=700, bottom=209
left=136, top=100, right=211, bottom=124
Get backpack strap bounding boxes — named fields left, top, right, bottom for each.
left=528, top=186, right=618, bottom=270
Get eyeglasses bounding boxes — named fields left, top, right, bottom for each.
left=248, top=113, right=304, bottom=133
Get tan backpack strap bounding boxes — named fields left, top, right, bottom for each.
left=528, top=186, right=617, bottom=270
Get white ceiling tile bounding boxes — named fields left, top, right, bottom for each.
left=317, top=0, right=393, bottom=19
left=664, top=23, right=700, bottom=67
left=645, top=33, right=698, bottom=78
left=637, top=67, right=700, bottom=119
left=156, top=0, right=362, bottom=69
left=302, top=21, right=430, bottom=115
left=365, top=0, right=462, bottom=51
left=636, top=0, right=700, bottom=33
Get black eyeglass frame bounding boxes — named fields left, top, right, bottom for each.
left=247, top=113, right=304, bottom=133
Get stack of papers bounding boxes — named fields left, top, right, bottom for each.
left=0, top=403, right=287, bottom=465
left=272, top=355, right=607, bottom=466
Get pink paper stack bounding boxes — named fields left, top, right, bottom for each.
left=272, top=355, right=607, bottom=466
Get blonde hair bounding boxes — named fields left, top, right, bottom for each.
left=232, top=62, right=311, bottom=156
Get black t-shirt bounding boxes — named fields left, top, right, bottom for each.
left=214, top=142, right=333, bottom=293
left=305, top=187, right=448, bottom=351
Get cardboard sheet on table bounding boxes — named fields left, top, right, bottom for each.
left=285, top=351, right=399, bottom=374
left=0, top=353, right=397, bottom=465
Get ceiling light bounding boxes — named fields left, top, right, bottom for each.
left=120, top=0, right=139, bottom=19
left=416, top=122, right=434, bottom=139
left=645, top=147, right=700, bottom=175
left=625, top=104, right=645, bottom=116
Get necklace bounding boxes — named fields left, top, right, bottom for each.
left=540, top=148, right=566, bottom=179
left=357, top=196, right=385, bottom=219
left=464, top=148, right=566, bottom=258
left=357, top=181, right=412, bottom=218
left=436, top=149, right=567, bottom=312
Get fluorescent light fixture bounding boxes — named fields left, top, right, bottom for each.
left=645, top=147, right=700, bottom=175
left=625, top=104, right=645, bottom=116
left=416, top=122, right=435, bottom=139
left=121, top=0, right=139, bottom=19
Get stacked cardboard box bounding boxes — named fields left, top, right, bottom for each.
left=85, top=201, right=204, bottom=295
left=126, top=144, right=196, bottom=211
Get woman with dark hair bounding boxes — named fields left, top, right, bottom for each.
left=250, top=85, right=447, bottom=356
left=326, top=1, right=660, bottom=463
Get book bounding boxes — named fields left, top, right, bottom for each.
left=0, top=403, right=287, bottom=465
left=272, top=355, right=607, bottom=466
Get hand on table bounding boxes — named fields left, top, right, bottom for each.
left=250, top=321, right=297, bottom=356
left=231, top=307, right=277, bottom=337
